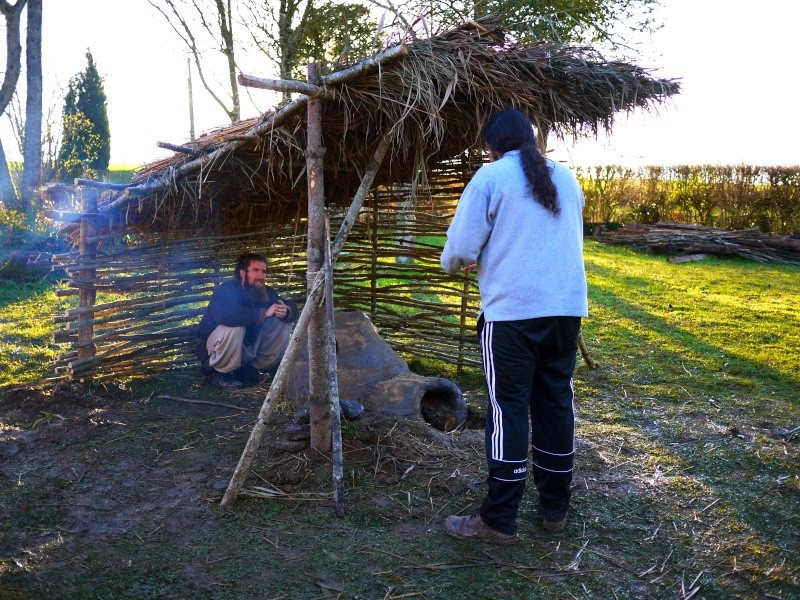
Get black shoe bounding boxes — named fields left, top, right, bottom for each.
left=235, top=364, right=272, bottom=387
left=211, top=371, right=243, bottom=390
left=542, top=510, right=568, bottom=533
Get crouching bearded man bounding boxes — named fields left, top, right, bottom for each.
left=196, top=252, right=299, bottom=389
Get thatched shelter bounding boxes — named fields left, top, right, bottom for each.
left=51, top=18, right=678, bottom=381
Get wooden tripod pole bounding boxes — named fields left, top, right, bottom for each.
left=324, top=213, right=345, bottom=516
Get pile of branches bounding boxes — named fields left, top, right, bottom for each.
left=596, top=223, right=800, bottom=265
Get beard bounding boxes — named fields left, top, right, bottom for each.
left=244, top=280, right=269, bottom=304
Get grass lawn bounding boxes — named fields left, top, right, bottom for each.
left=0, top=240, right=797, bottom=599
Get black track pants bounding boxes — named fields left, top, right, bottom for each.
left=477, top=315, right=581, bottom=535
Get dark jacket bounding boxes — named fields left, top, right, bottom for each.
left=195, top=279, right=299, bottom=368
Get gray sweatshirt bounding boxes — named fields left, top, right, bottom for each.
left=440, top=150, right=588, bottom=321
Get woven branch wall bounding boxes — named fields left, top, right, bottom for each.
left=52, top=169, right=482, bottom=381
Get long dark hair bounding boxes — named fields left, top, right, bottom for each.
left=234, top=252, right=267, bottom=282
left=481, top=108, right=559, bottom=215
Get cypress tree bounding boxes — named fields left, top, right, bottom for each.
left=57, top=50, right=111, bottom=181
left=76, top=51, right=110, bottom=174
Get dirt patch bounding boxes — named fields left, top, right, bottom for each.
left=0, top=377, right=494, bottom=598
left=1, top=377, right=795, bottom=599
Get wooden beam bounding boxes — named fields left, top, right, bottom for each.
left=237, top=73, right=334, bottom=99
left=74, top=178, right=128, bottom=190
left=77, top=188, right=98, bottom=365
left=325, top=212, right=345, bottom=517
left=323, top=43, right=407, bottom=86
left=156, top=141, right=204, bottom=155
left=306, top=62, right=330, bottom=455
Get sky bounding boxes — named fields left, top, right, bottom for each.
left=2, top=0, right=799, bottom=168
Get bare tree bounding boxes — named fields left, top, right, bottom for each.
left=148, top=0, right=240, bottom=122
left=6, top=91, right=23, bottom=151
left=0, top=0, right=27, bottom=209
left=241, top=0, right=315, bottom=101
left=20, top=0, right=42, bottom=216
left=9, top=88, right=62, bottom=185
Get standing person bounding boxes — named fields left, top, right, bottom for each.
left=440, top=108, right=588, bottom=543
left=196, top=252, right=299, bottom=390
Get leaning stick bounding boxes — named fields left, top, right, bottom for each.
left=220, top=130, right=394, bottom=509
left=577, top=330, right=597, bottom=369
left=156, top=395, right=249, bottom=412
left=324, top=214, right=345, bottom=517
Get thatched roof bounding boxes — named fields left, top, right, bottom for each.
left=65, top=17, right=678, bottom=240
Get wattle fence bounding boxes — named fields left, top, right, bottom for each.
left=46, top=162, right=798, bottom=382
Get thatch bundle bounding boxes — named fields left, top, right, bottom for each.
left=60, top=17, right=678, bottom=242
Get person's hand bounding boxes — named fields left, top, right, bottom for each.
left=463, top=262, right=477, bottom=273
left=265, top=300, right=288, bottom=319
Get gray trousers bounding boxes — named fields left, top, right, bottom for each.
left=206, top=318, right=292, bottom=374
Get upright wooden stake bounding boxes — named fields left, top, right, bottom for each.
left=370, top=198, right=379, bottom=319
left=76, top=187, right=98, bottom=365
left=457, top=273, right=471, bottom=374
left=305, top=61, right=331, bottom=454
left=325, top=213, right=345, bottom=516
left=188, top=57, right=195, bottom=141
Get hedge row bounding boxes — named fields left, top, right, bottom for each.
left=576, top=165, right=800, bottom=235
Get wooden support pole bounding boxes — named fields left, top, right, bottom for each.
left=457, top=273, right=471, bottom=373
left=237, top=73, right=334, bottom=99
left=76, top=187, right=98, bottom=365
left=305, top=61, right=331, bottom=455
left=237, top=43, right=407, bottom=95
left=220, top=129, right=394, bottom=509
left=370, top=197, right=378, bottom=319
left=157, top=141, right=203, bottom=155
left=325, top=213, right=345, bottom=517
left=73, top=178, right=128, bottom=190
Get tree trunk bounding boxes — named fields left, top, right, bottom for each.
left=276, top=0, right=313, bottom=102
left=0, top=0, right=26, bottom=211
left=217, top=0, right=240, bottom=121
left=0, top=0, right=26, bottom=115
left=305, top=62, right=331, bottom=454
left=148, top=0, right=240, bottom=122
left=0, top=138, right=18, bottom=208
left=21, top=0, right=43, bottom=217
left=187, top=58, right=195, bottom=140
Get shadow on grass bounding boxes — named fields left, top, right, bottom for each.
left=0, top=279, right=57, bottom=309
left=577, top=272, right=799, bottom=556
left=586, top=261, right=799, bottom=391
